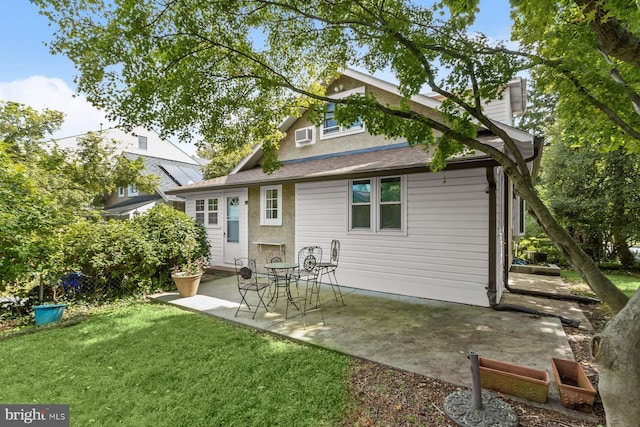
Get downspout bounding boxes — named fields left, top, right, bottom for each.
left=503, top=136, right=600, bottom=305
left=485, top=165, right=584, bottom=328
left=485, top=167, right=498, bottom=306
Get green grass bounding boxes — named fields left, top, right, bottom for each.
left=561, top=270, right=640, bottom=298
left=0, top=303, right=350, bottom=426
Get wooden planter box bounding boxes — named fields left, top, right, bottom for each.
left=479, top=357, right=550, bottom=403
left=551, top=358, right=597, bottom=413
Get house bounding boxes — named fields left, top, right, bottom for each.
left=56, top=126, right=205, bottom=218
left=165, top=69, right=541, bottom=307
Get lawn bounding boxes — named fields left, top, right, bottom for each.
left=561, top=269, right=640, bottom=298
left=0, top=303, right=350, bottom=426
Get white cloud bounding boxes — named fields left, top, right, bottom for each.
left=0, top=76, right=199, bottom=155
left=0, top=75, right=115, bottom=138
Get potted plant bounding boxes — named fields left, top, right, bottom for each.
left=171, top=257, right=209, bottom=297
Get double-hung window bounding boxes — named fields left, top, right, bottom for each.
left=195, top=198, right=219, bottom=225
left=321, top=102, right=365, bottom=139
left=208, top=198, right=219, bottom=225
left=128, top=184, right=139, bottom=196
left=349, top=176, right=405, bottom=232
left=195, top=199, right=205, bottom=224
left=260, top=185, right=282, bottom=226
left=320, top=86, right=366, bottom=140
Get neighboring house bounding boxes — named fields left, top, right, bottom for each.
left=56, top=126, right=205, bottom=219
left=165, top=69, right=540, bottom=307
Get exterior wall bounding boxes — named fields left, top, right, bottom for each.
left=483, top=96, right=512, bottom=125
left=295, top=168, right=491, bottom=306
left=247, top=184, right=296, bottom=266
left=185, top=191, right=230, bottom=265
left=277, top=75, right=444, bottom=162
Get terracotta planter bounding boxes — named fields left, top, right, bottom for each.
left=551, top=358, right=597, bottom=413
left=478, top=357, right=550, bottom=403
left=171, top=273, right=203, bottom=297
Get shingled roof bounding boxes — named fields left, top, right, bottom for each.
left=165, top=141, right=503, bottom=195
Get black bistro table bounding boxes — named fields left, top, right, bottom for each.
left=264, top=262, right=299, bottom=313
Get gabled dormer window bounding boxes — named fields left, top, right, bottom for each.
left=320, top=100, right=365, bottom=140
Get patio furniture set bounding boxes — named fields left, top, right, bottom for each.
left=233, top=240, right=345, bottom=326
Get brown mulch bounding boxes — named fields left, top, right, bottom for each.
left=340, top=300, right=609, bottom=427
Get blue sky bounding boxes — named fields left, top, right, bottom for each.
left=0, top=1, right=513, bottom=152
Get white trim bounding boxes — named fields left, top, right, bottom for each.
left=118, top=187, right=125, bottom=198
left=207, top=197, right=220, bottom=226
left=348, top=175, right=407, bottom=234
left=128, top=184, right=139, bottom=196
left=327, top=85, right=365, bottom=100
left=260, top=185, right=283, bottom=226
left=320, top=100, right=366, bottom=140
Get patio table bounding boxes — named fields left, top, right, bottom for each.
left=264, top=262, right=299, bottom=312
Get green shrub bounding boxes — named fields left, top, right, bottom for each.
left=516, top=236, right=566, bottom=266
left=60, top=205, right=210, bottom=299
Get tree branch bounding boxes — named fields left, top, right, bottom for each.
left=574, top=0, right=640, bottom=68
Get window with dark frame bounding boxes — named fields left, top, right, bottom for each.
left=380, top=177, right=402, bottom=230
left=351, top=179, right=371, bottom=229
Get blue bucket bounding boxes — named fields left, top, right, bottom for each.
left=34, top=304, right=67, bottom=326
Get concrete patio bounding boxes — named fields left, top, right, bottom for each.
left=150, top=271, right=596, bottom=418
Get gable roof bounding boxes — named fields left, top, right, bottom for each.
left=166, top=69, right=539, bottom=195
left=55, top=125, right=199, bottom=165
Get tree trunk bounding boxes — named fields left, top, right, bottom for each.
left=513, top=174, right=629, bottom=313
left=592, top=290, right=640, bottom=426
left=508, top=170, right=637, bottom=424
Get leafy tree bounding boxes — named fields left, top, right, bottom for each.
left=0, top=101, right=158, bottom=290
left=540, top=140, right=640, bottom=266
left=198, top=142, right=253, bottom=179
left=33, top=1, right=640, bottom=423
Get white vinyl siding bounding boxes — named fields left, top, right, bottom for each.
left=185, top=192, right=227, bottom=265
left=296, top=168, right=490, bottom=306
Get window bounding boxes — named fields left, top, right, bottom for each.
left=128, top=184, right=139, bottom=196
left=207, top=198, right=219, bottom=225
left=380, top=177, right=402, bottom=229
left=195, top=199, right=205, bottom=224
left=351, top=180, right=371, bottom=229
left=260, top=185, right=282, bottom=226
left=137, top=135, right=148, bottom=150
left=118, top=187, right=125, bottom=198
left=320, top=102, right=365, bottom=139
left=349, top=176, right=405, bottom=232
left=518, top=197, right=526, bottom=236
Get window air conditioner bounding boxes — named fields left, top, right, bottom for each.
left=295, top=127, right=314, bottom=145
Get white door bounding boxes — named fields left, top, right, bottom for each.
left=223, top=194, right=243, bottom=263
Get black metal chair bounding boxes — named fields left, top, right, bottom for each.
left=234, top=258, right=270, bottom=319
left=293, top=246, right=325, bottom=326
left=316, top=240, right=345, bottom=305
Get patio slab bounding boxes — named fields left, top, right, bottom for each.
left=150, top=272, right=596, bottom=418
